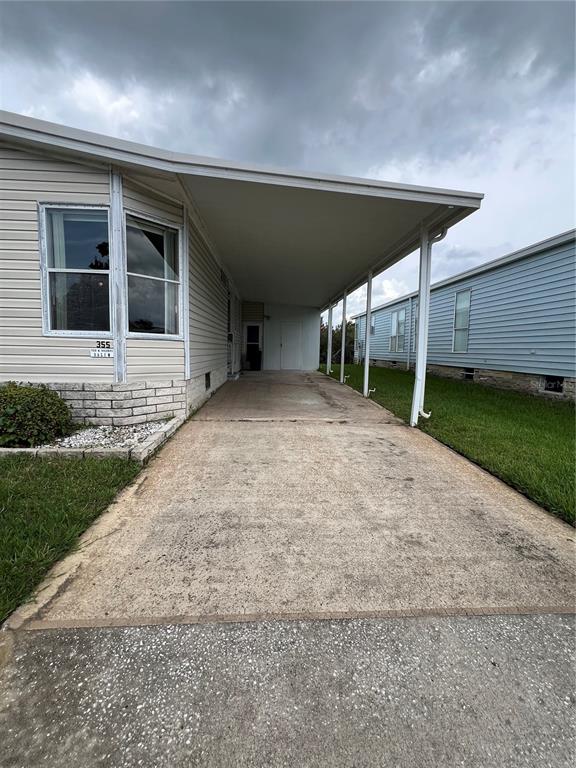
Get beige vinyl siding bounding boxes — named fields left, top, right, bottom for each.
left=122, top=176, right=186, bottom=380
left=188, top=216, right=229, bottom=377
left=123, top=179, right=183, bottom=226
left=125, top=338, right=185, bottom=381
left=0, top=142, right=113, bottom=383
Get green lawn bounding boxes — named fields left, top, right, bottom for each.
left=328, top=364, right=575, bottom=525
left=0, top=456, right=140, bottom=623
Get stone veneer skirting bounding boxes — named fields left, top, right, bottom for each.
left=365, top=359, right=575, bottom=401
left=185, top=364, right=228, bottom=417
left=42, top=364, right=231, bottom=426
left=48, top=380, right=187, bottom=426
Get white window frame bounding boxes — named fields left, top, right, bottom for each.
left=389, top=311, right=397, bottom=352
left=411, top=305, right=418, bottom=352
left=370, top=316, right=376, bottom=335
left=389, top=308, right=406, bottom=353
left=38, top=203, right=113, bottom=338
left=452, top=289, right=472, bottom=353
left=124, top=209, right=185, bottom=341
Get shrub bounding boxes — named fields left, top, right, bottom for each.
left=0, top=383, right=73, bottom=447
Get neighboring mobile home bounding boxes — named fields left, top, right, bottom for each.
left=0, top=111, right=482, bottom=426
left=353, top=231, right=576, bottom=399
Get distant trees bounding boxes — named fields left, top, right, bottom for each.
left=320, top=319, right=355, bottom=365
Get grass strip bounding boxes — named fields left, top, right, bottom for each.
left=0, top=456, right=140, bottom=623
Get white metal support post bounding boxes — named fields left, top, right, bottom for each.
left=326, top=304, right=333, bottom=375
left=418, top=240, right=432, bottom=412
left=363, top=271, right=373, bottom=397
left=340, top=290, right=347, bottom=382
left=410, top=229, right=431, bottom=426
left=418, top=229, right=447, bottom=415
left=409, top=227, right=446, bottom=424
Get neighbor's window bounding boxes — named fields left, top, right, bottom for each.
left=45, top=208, right=110, bottom=332
left=370, top=316, right=376, bottom=335
left=453, top=290, right=471, bottom=352
left=389, top=308, right=406, bottom=353
left=126, top=215, right=180, bottom=335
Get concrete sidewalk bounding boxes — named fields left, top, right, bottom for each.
left=1, top=615, right=574, bottom=767
left=2, top=371, right=574, bottom=767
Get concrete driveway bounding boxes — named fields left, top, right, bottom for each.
left=1, top=371, right=575, bottom=766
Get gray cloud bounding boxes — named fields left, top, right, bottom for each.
left=0, top=1, right=574, bottom=315
left=1, top=2, right=573, bottom=167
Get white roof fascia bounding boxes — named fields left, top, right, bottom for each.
left=0, top=111, right=483, bottom=208
left=350, top=228, right=576, bottom=320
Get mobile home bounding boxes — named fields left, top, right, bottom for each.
left=353, top=231, right=576, bottom=399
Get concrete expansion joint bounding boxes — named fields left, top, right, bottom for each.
left=223, top=417, right=352, bottom=423
left=18, top=604, right=576, bottom=632
left=202, top=417, right=401, bottom=425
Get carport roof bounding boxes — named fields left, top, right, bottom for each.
left=0, top=110, right=483, bottom=308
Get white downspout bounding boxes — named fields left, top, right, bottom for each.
left=410, top=227, right=447, bottom=426
left=406, top=296, right=412, bottom=371
left=410, top=229, right=430, bottom=426
left=326, top=303, right=333, bottom=375
left=363, top=271, right=373, bottom=397
left=340, top=290, right=347, bottom=382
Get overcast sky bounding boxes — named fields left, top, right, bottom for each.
left=1, top=1, right=574, bottom=321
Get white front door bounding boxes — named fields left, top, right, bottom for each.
left=280, top=321, right=302, bottom=369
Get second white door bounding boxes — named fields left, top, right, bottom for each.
left=280, top=321, right=302, bottom=370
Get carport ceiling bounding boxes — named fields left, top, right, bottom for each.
left=181, top=173, right=481, bottom=307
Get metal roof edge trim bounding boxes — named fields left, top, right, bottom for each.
left=0, top=110, right=483, bottom=207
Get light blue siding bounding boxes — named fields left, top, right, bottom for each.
left=354, top=233, right=576, bottom=377
left=355, top=299, right=416, bottom=366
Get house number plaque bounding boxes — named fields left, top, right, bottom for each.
left=90, top=340, right=114, bottom=358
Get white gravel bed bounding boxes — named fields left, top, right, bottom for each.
left=41, top=421, right=166, bottom=450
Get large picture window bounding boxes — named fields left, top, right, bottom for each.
left=453, top=289, right=471, bottom=352
left=126, top=215, right=180, bottom=336
left=389, top=308, right=406, bottom=353
left=44, top=208, right=110, bottom=332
